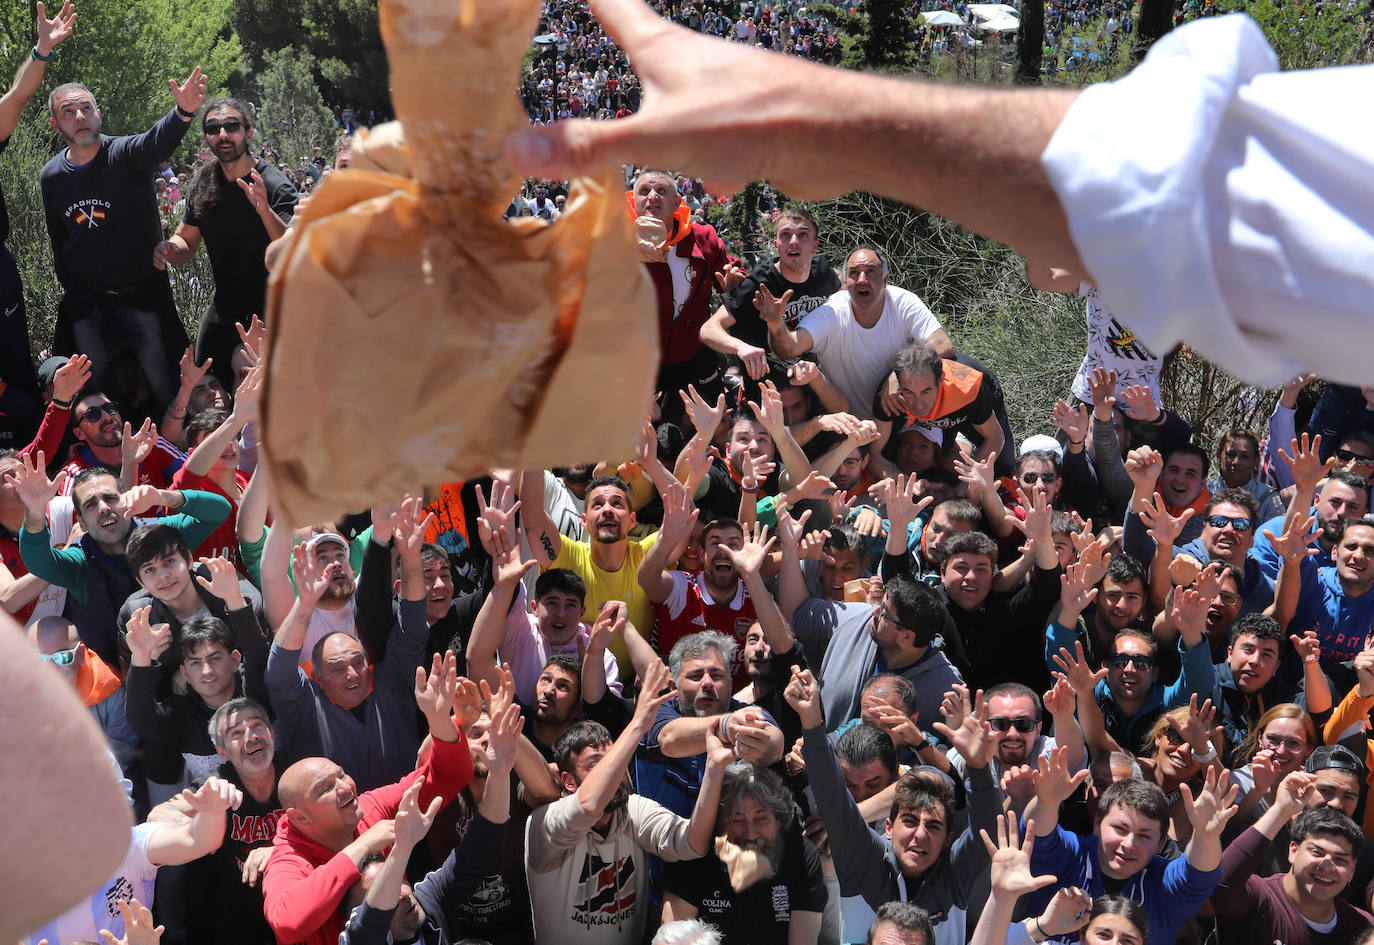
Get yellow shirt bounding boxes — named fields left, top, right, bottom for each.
left=549, top=532, right=659, bottom=677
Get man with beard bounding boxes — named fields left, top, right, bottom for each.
left=153, top=98, right=295, bottom=387
left=522, top=473, right=658, bottom=676
left=41, top=69, right=208, bottom=405
left=152, top=698, right=283, bottom=945
left=522, top=654, right=584, bottom=761
left=527, top=661, right=725, bottom=945
left=10, top=458, right=229, bottom=667
left=261, top=653, right=473, bottom=945
left=1254, top=470, right=1370, bottom=574
left=265, top=529, right=362, bottom=668
left=1213, top=778, right=1373, bottom=943
left=59, top=390, right=186, bottom=490
left=1288, top=516, right=1374, bottom=672
left=637, top=631, right=785, bottom=824
left=663, top=760, right=827, bottom=945
left=639, top=494, right=759, bottom=689
left=699, top=206, right=841, bottom=378
left=265, top=514, right=432, bottom=791
left=946, top=682, right=1085, bottom=798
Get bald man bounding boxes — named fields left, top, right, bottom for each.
left=261, top=654, right=474, bottom=945
left=28, top=615, right=138, bottom=774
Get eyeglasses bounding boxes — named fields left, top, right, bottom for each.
left=1216, top=591, right=1242, bottom=606
left=1205, top=515, right=1252, bottom=532
left=203, top=119, right=243, bottom=136
left=1262, top=733, right=1309, bottom=752
left=876, top=608, right=905, bottom=629
left=40, top=647, right=78, bottom=666
left=79, top=402, right=120, bottom=424
left=988, top=717, right=1038, bottom=733
left=1020, top=471, right=1058, bottom=485
left=1109, top=653, right=1154, bottom=671
left=1335, top=449, right=1374, bottom=467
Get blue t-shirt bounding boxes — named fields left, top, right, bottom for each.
left=1291, top=556, right=1374, bottom=664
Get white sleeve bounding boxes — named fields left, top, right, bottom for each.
left=797, top=300, right=839, bottom=355
left=662, top=569, right=691, bottom=619
left=1042, top=14, right=1374, bottom=387
left=893, top=287, right=943, bottom=341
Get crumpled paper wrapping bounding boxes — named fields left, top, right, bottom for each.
left=714, top=835, right=773, bottom=892
left=261, top=0, right=658, bottom=525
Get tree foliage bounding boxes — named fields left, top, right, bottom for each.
left=851, top=0, right=916, bottom=71
left=256, top=46, right=337, bottom=169
left=1015, top=0, right=1045, bottom=84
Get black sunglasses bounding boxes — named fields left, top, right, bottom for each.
left=1110, top=653, right=1154, bottom=671
left=988, top=717, right=1038, bottom=733
left=1336, top=448, right=1374, bottom=466
left=80, top=402, right=120, bottom=424
left=1020, top=471, right=1058, bottom=485
left=203, top=119, right=243, bottom=136
left=1205, top=514, right=1252, bottom=532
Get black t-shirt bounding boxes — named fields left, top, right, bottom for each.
left=663, top=822, right=827, bottom=945
left=724, top=256, right=841, bottom=351
left=183, top=157, right=297, bottom=319
left=183, top=761, right=284, bottom=945
left=700, top=459, right=782, bottom=522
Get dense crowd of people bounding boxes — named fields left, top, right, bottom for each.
left=4, top=2, right=1374, bottom=945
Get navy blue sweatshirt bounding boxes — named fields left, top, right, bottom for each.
left=40, top=108, right=189, bottom=291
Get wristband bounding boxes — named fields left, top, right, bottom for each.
left=718, top=713, right=734, bottom=746
left=741, top=483, right=759, bottom=495
left=1067, top=437, right=1085, bottom=446
left=51, top=396, right=71, bottom=409
left=176, top=105, right=196, bottom=119
left=910, top=736, right=930, bottom=752
left=1190, top=745, right=1218, bottom=762
left=1032, top=917, right=1047, bottom=942
left=30, top=46, right=52, bottom=62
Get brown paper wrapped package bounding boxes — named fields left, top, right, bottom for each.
left=714, top=835, right=773, bottom=892
left=261, top=0, right=658, bottom=525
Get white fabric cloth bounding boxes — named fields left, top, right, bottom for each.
left=1069, top=282, right=1163, bottom=402
left=1044, top=14, right=1374, bottom=386
left=799, top=286, right=944, bottom=419
left=22, top=822, right=160, bottom=945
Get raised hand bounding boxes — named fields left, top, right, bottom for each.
left=775, top=504, right=812, bottom=550
left=480, top=661, right=517, bottom=723
left=705, top=729, right=736, bottom=772
left=1273, top=770, right=1317, bottom=817
left=98, top=897, right=163, bottom=945
left=394, top=495, right=437, bottom=561
left=852, top=506, right=886, bottom=539
left=1248, top=750, right=1282, bottom=799
left=631, top=659, right=675, bottom=730
left=714, top=262, right=748, bottom=294
left=194, top=556, right=246, bottom=609
left=736, top=342, right=769, bottom=380
left=125, top=604, right=173, bottom=664
left=798, top=527, right=832, bottom=563
left=1178, top=694, right=1220, bottom=755
left=121, top=419, right=158, bottom=470
left=486, top=701, right=525, bottom=773
left=1035, top=744, right=1090, bottom=807
left=289, top=540, right=332, bottom=607
left=932, top=684, right=994, bottom=769
left=1264, top=514, right=1319, bottom=563
left=1279, top=373, right=1316, bottom=409
left=183, top=775, right=244, bottom=814
left=1123, top=445, right=1162, bottom=495
left=1355, top=637, right=1374, bottom=697
left=170, top=65, right=207, bottom=115
left=1053, top=398, right=1090, bottom=444
left=1001, top=764, right=1039, bottom=812
left=1169, top=585, right=1211, bottom=643
left=753, top=285, right=793, bottom=328
left=178, top=347, right=212, bottom=392
left=1167, top=553, right=1204, bottom=591
left=1042, top=675, right=1077, bottom=720
left=51, top=353, right=92, bottom=404
left=1087, top=367, right=1118, bottom=414
left=231, top=361, right=264, bottom=423
left=393, top=777, right=443, bottom=851
left=1118, top=385, right=1160, bottom=422
left=474, top=479, right=521, bottom=560
left=1020, top=486, right=1054, bottom=544
left=3, top=449, right=66, bottom=517
left=827, top=488, right=855, bottom=521
left=35, top=1, right=77, bottom=56
left=787, top=360, right=820, bottom=387
left=658, top=480, right=701, bottom=549
left=452, top=675, right=484, bottom=731
left=236, top=168, right=271, bottom=214
left=722, top=521, right=775, bottom=578
left=414, top=652, right=460, bottom=727
left=954, top=444, right=997, bottom=500
left=1138, top=492, right=1193, bottom=549
left=1277, top=433, right=1332, bottom=492
left=1038, top=886, right=1095, bottom=938
left=1051, top=641, right=1108, bottom=695
left=788, top=470, right=836, bottom=503
left=980, top=812, right=1057, bottom=898
left=236, top=314, right=267, bottom=363
left=783, top=664, right=823, bottom=729
left=683, top=384, right=728, bottom=443
left=1180, top=766, right=1239, bottom=838
left=870, top=703, right=923, bottom=748
left=748, top=380, right=787, bottom=434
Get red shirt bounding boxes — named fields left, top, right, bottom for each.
left=59, top=438, right=186, bottom=493
left=262, top=732, right=473, bottom=945
left=170, top=466, right=250, bottom=572
left=655, top=570, right=758, bottom=692
left=0, top=532, right=37, bottom=625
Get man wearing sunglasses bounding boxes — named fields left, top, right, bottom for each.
left=154, top=97, right=296, bottom=388
left=26, top=613, right=138, bottom=777
left=59, top=390, right=185, bottom=491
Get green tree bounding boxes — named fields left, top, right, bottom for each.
left=852, top=0, right=916, bottom=71
left=1015, top=0, right=1045, bottom=84
left=256, top=46, right=336, bottom=170
left=1245, top=0, right=1369, bottom=70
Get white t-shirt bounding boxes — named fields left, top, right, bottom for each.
left=665, top=251, right=692, bottom=322
left=302, top=599, right=358, bottom=667
left=799, top=286, right=944, bottom=419
left=1069, top=282, right=1163, bottom=403
left=23, top=822, right=160, bottom=945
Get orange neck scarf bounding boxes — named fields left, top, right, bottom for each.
left=624, top=192, right=693, bottom=250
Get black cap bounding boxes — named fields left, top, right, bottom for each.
left=36, top=355, right=69, bottom=389
left=1305, top=744, right=1368, bottom=779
